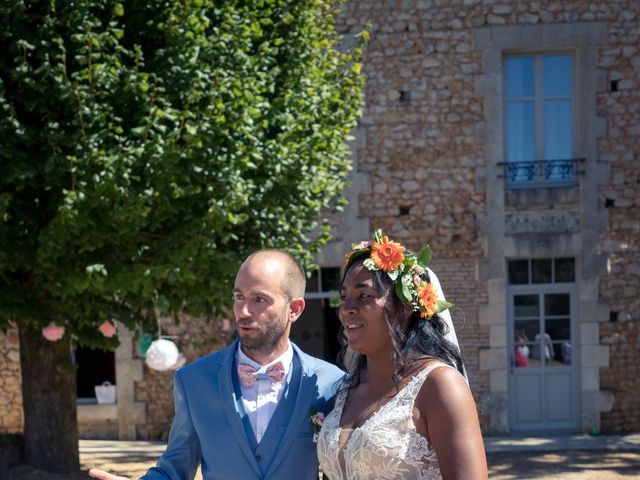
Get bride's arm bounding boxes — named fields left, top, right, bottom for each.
left=415, top=366, right=488, bottom=480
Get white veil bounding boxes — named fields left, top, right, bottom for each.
left=426, top=267, right=460, bottom=349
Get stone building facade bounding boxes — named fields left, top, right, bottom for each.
left=324, top=0, right=639, bottom=434
left=1, top=0, right=638, bottom=439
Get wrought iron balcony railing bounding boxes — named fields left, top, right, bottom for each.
left=498, top=158, right=585, bottom=188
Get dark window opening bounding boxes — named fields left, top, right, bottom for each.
left=508, top=258, right=575, bottom=285
left=75, top=347, right=116, bottom=399
left=399, top=205, right=411, bottom=216
left=399, top=90, right=411, bottom=103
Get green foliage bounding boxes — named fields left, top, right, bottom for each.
left=0, top=0, right=364, bottom=347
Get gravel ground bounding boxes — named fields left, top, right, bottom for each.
left=486, top=449, right=640, bottom=479
left=2, top=444, right=639, bottom=479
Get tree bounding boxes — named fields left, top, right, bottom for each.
left=0, top=0, right=364, bottom=474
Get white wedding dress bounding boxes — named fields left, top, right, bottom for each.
left=317, top=363, right=450, bottom=480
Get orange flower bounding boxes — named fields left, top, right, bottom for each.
left=371, top=236, right=405, bottom=271
left=417, top=282, right=437, bottom=318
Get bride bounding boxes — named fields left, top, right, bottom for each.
left=317, top=231, right=488, bottom=480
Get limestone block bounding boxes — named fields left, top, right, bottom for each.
left=579, top=322, right=600, bottom=345
left=478, top=392, right=508, bottom=434
left=504, top=210, right=580, bottom=235
left=581, top=367, right=600, bottom=391
left=478, top=301, right=507, bottom=326
left=77, top=404, right=118, bottom=422
left=479, top=347, right=506, bottom=370
left=582, top=389, right=615, bottom=414
left=581, top=345, right=609, bottom=367
left=596, top=302, right=611, bottom=323
left=489, top=368, right=508, bottom=393
left=489, top=325, right=506, bottom=348
left=579, top=278, right=599, bottom=302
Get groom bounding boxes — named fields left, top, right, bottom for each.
left=89, top=249, right=345, bottom=480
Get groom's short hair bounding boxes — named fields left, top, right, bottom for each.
left=245, top=249, right=306, bottom=300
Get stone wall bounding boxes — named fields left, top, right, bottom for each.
left=595, top=0, right=640, bottom=433
left=0, top=326, right=22, bottom=434
left=432, top=259, right=491, bottom=429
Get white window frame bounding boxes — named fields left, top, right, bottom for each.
left=503, top=50, right=578, bottom=188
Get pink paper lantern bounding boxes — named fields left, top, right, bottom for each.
left=42, top=322, right=65, bottom=341
left=99, top=320, right=117, bottom=338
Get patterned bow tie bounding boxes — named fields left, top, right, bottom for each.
left=238, top=362, right=285, bottom=388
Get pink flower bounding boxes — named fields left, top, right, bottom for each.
left=412, top=264, right=425, bottom=275
left=99, top=321, right=117, bottom=338
left=310, top=411, right=325, bottom=433
left=413, top=274, right=422, bottom=286
left=352, top=240, right=373, bottom=250
left=42, top=322, right=65, bottom=341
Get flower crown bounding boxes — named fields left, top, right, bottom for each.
left=343, top=229, right=453, bottom=319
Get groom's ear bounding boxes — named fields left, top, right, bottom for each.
left=288, top=298, right=305, bottom=324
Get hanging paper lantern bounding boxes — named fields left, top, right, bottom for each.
left=99, top=320, right=117, bottom=338
left=145, top=339, right=179, bottom=371
left=42, top=322, right=65, bottom=341
left=136, top=333, right=154, bottom=357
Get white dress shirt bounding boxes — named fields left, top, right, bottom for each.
left=236, top=342, right=293, bottom=443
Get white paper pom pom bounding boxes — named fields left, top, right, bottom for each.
left=145, top=339, right=179, bottom=371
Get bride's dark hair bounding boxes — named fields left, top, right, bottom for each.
left=337, top=256, right=466, bottom=391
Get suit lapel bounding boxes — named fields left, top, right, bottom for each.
left=217, top=341, right=261, bottom=475
left=263, top=348, right=316, bottom=478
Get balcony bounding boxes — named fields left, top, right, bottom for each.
left=499, top=158, right=584, bottom=189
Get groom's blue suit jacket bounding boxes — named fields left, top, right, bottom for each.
left=141, top=340, right=344, bottom=480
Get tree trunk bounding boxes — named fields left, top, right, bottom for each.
left=19, top=323, right=80, bottom=475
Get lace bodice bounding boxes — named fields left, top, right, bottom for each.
left=317, top=363, right=450, bottom=480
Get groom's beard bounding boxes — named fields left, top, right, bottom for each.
left=237, top=311, right=289, bottom=357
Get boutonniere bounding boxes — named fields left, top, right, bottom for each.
left=309, top=407, right=326, bottom=443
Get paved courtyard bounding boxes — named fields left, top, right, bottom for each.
left=3, top=434, right=639, bottom=479
left=77, top=434, right=640, bottom=480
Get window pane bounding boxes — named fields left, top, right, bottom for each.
left=321, top=267, right=341, bottom=292
left=532, top=259, right=552, bottom=283
left=545, top=293, right=570, bottom=316
left=525, top=343, right=542, bottom=365
left=515, top=320, right=539, bottom=342
left=556, top=341, right=572, bottom=365
left=505, top=57, right=534, bottom=97
left=544, top=55, right=572, bottom=97
left=305, top=269, right=319, bottom=293
left=544, top=99, right=572, bottom=162
left=506, top=101, right=535, bottom=163
left=554, top=258, right=575, bottom=282
left=533, top=332, right=553, bottom=363
left=514, top=295, right=539, bottom=318
left=546, top=318, right=571, bottom=341
left=508, top=260, right=529, bottom=284
left=514, top=342, right=534, bottom=367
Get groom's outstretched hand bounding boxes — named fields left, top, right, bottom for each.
left=88, top=468, right=131, bottom=480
